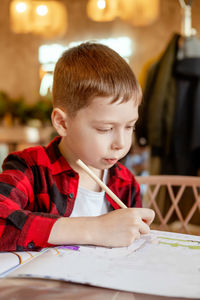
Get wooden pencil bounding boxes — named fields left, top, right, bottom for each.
left=76, top=159, right=127, bottom=209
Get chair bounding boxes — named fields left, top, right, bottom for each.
left=135, top=175, right=200, bottom=235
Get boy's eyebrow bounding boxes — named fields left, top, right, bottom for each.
left=92, top=119, right=137, bottom=124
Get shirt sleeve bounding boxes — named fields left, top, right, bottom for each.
left=0, top=154, right=59, bottom=251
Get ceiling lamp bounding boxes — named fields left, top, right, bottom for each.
left=87, top=0, right=118, bottom=22
left=119, top=0, right=160, bottom=26
left=10, top=0, right=32, bottom=33
left=10, top=0, right=67, bottom=38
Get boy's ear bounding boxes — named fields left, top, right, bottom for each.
left=51, top=108, right=68, bottom=137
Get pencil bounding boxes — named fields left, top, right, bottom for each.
left=76, top=159, right=127, bottom=209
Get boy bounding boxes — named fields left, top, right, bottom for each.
left=0, top=43, right=154, bottom=251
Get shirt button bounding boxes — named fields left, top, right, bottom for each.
left=67, top=171, right=75, bottom=177
left=68, top=193, right=74, bottom=199
left=16, top=245, right=24, bottom=251
left=27, top=241, right=35, bottom=249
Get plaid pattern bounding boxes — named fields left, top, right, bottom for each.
left=0, top=137, right=141, bottom=251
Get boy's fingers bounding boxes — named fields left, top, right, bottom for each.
left=139, top=208, right=155, bottom=225
left=139, top=220, right=151, bottom=234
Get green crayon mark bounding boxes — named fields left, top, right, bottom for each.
left=159, top=241, right=200, bottom=250
left=158, top=236, right=200, bottom=244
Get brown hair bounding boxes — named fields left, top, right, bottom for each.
left=53, top=42, right=142, bottom=116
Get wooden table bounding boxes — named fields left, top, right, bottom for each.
left=0, top=278, right=197, bottom=300
left=0, top=126, right=54, bottom=151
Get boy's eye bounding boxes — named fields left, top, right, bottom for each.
left=96, top=128, right=112, bottom=132
left=126, top=125, right=135, bottom=130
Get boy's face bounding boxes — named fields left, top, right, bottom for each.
left=60, top=96, right=138, bottom=170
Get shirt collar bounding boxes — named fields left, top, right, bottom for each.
left=110, top=163, right=132, bottom=182
left=45, top=136, right=76, bottom=175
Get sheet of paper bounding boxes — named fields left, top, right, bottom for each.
left=8, top=230, right=200, bottom=298
left=0, top=253, right=20, bottom=276
left=0, top=250, right=46, bottom=277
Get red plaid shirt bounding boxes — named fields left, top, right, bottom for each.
left=0, top=137, right=141, bottom=251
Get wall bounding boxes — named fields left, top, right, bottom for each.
left=0, top=0, right=200, bottom=103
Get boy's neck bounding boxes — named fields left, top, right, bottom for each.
left=78, top=169, right=104, bottom=192
left=58, top=139, right=104, bottom=192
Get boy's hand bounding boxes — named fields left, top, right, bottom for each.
left=48, top=208, right=155, bottom=248
left=91, top=208, right=155, bottom=247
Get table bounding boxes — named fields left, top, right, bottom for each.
left=0, top=278, right=197, bottom=300
left=0, top=126, right=54, bottom=151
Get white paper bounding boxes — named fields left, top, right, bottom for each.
left=7, top=230, right=200, bottom=298
left=0, top=249, right=46, bottom=277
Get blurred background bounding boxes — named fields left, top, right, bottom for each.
left=0, top=0, right=200, bottom=177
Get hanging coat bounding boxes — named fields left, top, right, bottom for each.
left=136, top=34, right=179, bottom=157
left=136, top=33, right=200, bottom=176
left=172, top=57, right=200, bottom=175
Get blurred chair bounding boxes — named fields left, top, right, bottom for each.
left=135, top=175, right=200, bottom=235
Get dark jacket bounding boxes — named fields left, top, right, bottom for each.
left=172, top=57, right=200, bottom=175
left=136, top=33, right=200, bottom=175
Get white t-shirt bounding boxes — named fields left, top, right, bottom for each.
left=70, top=170, right=111, bottom=217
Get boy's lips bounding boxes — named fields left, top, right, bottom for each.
left=104, top=158, right=118, bottom=164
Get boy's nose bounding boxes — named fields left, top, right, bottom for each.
left=111, top=132, right=125, bottom=150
